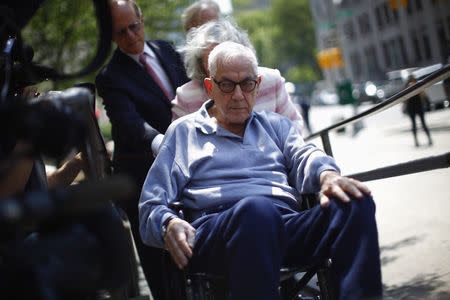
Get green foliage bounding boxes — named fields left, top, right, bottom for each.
left=235, top=0, right=321, bottom=83
left=233, top=0, right=257, bottom=10
left=100, top=121, right=112, bottom=142
left=285, top=64, right=320, bottom=83
left=235, top=10, right=278, bottom=68
left=138, top=0, right=190, bottom=39
left=271, top=0, right=316, bottom=65
left=22, top=0, right=98, bottom=79
left=20, top=0, right=190, bottom=90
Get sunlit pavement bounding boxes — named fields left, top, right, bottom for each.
left=309, top=104, right=450, bottom=299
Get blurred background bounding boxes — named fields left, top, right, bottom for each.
left=20, top=0, right=450, bottom=139
left=17, top=1, right=450, bottom=299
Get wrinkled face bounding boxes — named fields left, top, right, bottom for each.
left=111, top=2, right=145, bottom=54
left=204, top=57, right=260, bottom=134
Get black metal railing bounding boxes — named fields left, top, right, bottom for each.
left=304, top=64, right=450, bottom=181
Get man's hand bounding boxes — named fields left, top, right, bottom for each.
left=164, top=218, right=196, bottom=269
left=319, top=171, right=371, bottom=208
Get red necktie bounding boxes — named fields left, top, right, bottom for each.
left=139, top=53, right=172, bottom=101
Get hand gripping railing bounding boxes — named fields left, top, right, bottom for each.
left=304, top=64, right=450, bottom=181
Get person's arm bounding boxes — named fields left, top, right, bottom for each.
left=277, top=117, right=371, bottom=206
left=96, top=74, right=159, bottom=155
left=139, top=129, right=194, bottom=250
left=46, top=153, right=85, bottom=188
left=0, top=142, right=34, bottom=198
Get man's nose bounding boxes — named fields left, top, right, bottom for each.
left=232, top=84, right=245, bottom=99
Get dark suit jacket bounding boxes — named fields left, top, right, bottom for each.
left=96, top=40, right=189, bottom=191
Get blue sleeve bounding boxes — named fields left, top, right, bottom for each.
left=95, top=72, right=159, bottom=154
left=277, top=117, right=340, bottom=194
left=138, top=133, right=189, bottom=248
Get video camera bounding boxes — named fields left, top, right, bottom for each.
left=0, top=1, right=135, bottom=299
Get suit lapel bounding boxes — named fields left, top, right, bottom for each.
left=148, top=41, right=177, bottom=92
left=115, top=47, right=171, bottom=107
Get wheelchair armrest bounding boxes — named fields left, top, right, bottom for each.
left=168, top=201, right=185, bottom=220
left=300, top=193, right=319, bottom=210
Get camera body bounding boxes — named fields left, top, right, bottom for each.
left=0, top=2, right=133, bottom=299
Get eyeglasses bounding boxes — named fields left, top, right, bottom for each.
left=213, top=78, right=258, bottom=93
left=114, top=20, right=142, bottom=37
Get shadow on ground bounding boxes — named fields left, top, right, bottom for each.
left=386, top=123, right=450, bottom=136
left=380, top=235, right=425, bottom=266
left=383, top=272, right=450, bottom=300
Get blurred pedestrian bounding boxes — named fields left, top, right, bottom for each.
left=403, top=75, right=433, bottom=147
left=298, top=94, right=312, bottom=134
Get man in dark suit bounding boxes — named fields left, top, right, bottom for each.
left=95, top=1, right=189, bottom=299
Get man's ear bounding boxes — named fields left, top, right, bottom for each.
left=255, top=75, right=262, bottom=94
left=204, top=78, right=213, bottom=96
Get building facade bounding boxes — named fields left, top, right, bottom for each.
left=310, top=0, right=450, bottom=86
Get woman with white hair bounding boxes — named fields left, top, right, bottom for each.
left=171, top=19, right=304, bottom=132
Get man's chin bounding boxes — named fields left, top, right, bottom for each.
left=125, top=42, right=144, bottom=55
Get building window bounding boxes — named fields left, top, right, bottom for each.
left=350, top=52, right=362, bottom=78
left=364, top=46, right=380, bottom=77
left=392, top=8, right=399, bottom=23
left=447, top=15, right=450, bottom=36
left=375, top=5, right=383, bottom=30
left=411, top=31, right=423, bottom=63
left=383, top=42, right=391, bottom=68
left=398, top=37, right=408, bottom=66
left=436, top=21, right=448, bottom=61
left=343, top=21, right=356, bottom=40
left=423, top=35, right=432, bottom=60
left=407, top=0, right=413, bottom=15
left=415, top=0, right=423, bottom=11
left=383, top=3, right=391, bottom=24
left=358, top=12, right=372, bottom=34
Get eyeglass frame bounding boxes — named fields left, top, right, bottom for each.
left=114, top=19, right=143, bottom=38
left=212, top=77, right=259, bottom=94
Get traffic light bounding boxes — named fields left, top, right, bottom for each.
left=316, top=48, right=344, bottom=70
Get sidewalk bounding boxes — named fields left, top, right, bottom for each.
left=310, top=105, right=450, bottom=299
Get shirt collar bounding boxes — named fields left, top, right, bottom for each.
left=194, top=99, right=255, bottom=137
left=121, top=43, right=155, bottom=64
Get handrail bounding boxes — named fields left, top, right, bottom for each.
left=347, top=152, right=450, bottom=182
left=305, top=64, right=450, bottom=143
left=303, top=63, right=450, bottom=181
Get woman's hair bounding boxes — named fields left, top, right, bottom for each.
left=181, top=0, right=221, bottom=32
left=208, top=41, right=258, bottom=78
left=178, top=18, right=255, bottom=81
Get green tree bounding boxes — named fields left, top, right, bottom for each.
left=20, top=0, right=189, bottom=90
left=21, top=0, right=98, bottom=88
left=235, top=0, right=321, bottom=83
left=271, top=0, right=317, bottom=67
left=235, top=10, right=278, bottom=68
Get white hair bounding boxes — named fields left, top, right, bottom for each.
left=208, top=41, right=258, bottom=77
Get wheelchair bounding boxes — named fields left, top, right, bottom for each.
left=162, top=195, right=338, bottom=300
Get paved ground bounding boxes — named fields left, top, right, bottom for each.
left=309, top=104, right=450, bottom=299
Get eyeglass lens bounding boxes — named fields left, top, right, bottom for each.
left=215, top=79, right=257, bottom=93
left=117, top=20, right=141, bottom=36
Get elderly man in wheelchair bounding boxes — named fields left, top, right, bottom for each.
left=139, top=41, right=382, bottom=300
